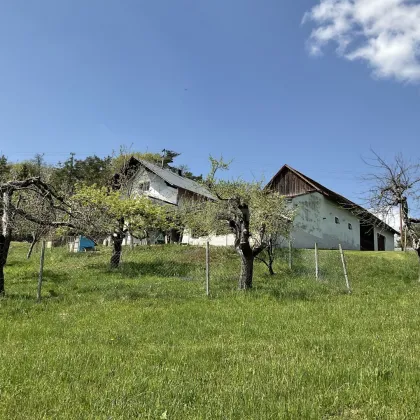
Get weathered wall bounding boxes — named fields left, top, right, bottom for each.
left=131, top=167, right=178, bottom=205
left=291, top=192, right=360, bottom=250
left=270, top=167, right=316, bottom=196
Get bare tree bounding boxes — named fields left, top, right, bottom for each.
left=362, top=150, right=420, bottom=272
left=0, top=177, right=75, bottom=295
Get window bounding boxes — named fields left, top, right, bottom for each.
left=348, top=223, right=352, bottom=230
left=138, top=182, right=150, bottom=192
left=335, top=217, right=340, bottom=224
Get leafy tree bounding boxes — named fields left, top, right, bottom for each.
left=181, top=157, right=293, bottom=289
left=74, top=155, right=112, bottom=187
left=51, top=153, right=112, bottom=194
left=71, top=185, right=170, bottom=268
left=0, top=155, right=11, bottom=183
left=50, top=152, right=77, bottom=195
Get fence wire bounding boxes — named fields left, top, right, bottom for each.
left=6, top=239, right=353, bottom=301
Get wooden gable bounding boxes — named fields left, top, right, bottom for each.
left=268, top=166, right=316, bottom=197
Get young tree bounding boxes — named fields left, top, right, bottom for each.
left=182, top=158, right=293, bottom=289
left=71, top=185, right=170, bottom=268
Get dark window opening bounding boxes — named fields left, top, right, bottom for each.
left=335, top=217, right=340, bottom=224
left=348, top=223, right=352, bottom=230
left=139, top=182, right=150, bottom=192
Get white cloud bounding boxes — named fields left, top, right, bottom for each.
left=303, top=0, right=420, bottom=83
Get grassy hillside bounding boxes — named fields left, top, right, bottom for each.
left=1, top=243, right=420, bottom=419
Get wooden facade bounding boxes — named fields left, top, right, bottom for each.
left=268, top=167, right=316, bottom=197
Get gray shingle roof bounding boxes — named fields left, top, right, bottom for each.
left=136, top=159, right=216, bottom=200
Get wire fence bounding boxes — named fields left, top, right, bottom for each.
left=8, top=237, right=358, bottom=302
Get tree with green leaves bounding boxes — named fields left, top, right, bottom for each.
left=71, top=184, right=170, bottom=268
left=51, top=153, right=112, bottom=194
left=182, top=157, right=294, bottom=289
left=0, top=155, right=11, bottom=182
left=71, top=151, right=172, bottom=268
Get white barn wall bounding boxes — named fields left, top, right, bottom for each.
left=290, top=193, right=323, bottom=248
left=181, top=230, right=236, bottom=247
left=291, top=192, right=360, bottom=250
left=374, top=226, right=395, bottom=251
left=319, top=195, right=360, bottom=250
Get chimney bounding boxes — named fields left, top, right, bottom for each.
left=177, top=168, right=183, bottom=177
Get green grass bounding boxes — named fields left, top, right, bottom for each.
left=1, top=243, right=420, bottom=419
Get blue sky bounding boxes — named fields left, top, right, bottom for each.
left=1, top=0, right=419, bottom=206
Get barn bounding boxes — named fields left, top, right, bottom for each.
left=266, top=165, right=398, bottom=251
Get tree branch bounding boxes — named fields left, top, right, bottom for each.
left=10, top=206, right=75, bottom=228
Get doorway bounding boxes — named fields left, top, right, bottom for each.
left=377, top=234, right=386, bottom=251
left=360, top=224, right=374, bottom=251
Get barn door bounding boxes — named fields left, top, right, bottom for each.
left=377, top=234, right=385, bottom=251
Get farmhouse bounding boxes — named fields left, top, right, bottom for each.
left=128, top=158, right=215, bottom=205
left=266, top=165, right=398, bottom=251
left=121, top=157, right=216, bottom=245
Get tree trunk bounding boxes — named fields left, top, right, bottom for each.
left=268, top=260, right=275, bottom=276
left=0, top=191, right=12, bottom=295
left=27, top=233, right=38, bottom=259
left=110, top=237, right=123, bottom=268
left=239, top=252, right=254, bottom=290
left=233, top=203, right=259, bottom=290
left=0, top=264, right=4, bottom=296
left=0, top=235, right=11, bottom=295
left=267, top=239, right=275, bottom=275
left=110, top=219, right=125, bottom=269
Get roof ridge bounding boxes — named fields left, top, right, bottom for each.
left=266, top=164, right=399, bottom=235
left=135, top=157, right=216, bottom=200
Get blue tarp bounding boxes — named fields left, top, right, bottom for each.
left=78, top=236, right=96, bottom=251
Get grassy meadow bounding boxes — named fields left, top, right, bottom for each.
left=1, top=242, right=420, bottom=419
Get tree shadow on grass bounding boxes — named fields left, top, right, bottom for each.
left=269, top=288, right=314, bottom=301
left=1, top=292, right=36, bottom=301
left=86, top=261, right=201, bottom=279
left=2, top=291, right=61, bottom=301
left=8, top=270, right=71, bottom=285
left=267, top=282, right=343, bottom=301
left=42, top=270, right=72, bottom=284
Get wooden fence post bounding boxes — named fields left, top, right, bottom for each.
left=37, top=240, right=46, bottom=302
left=339, top=244, right=351, bottom=293
left=315, top=242, right=319, bottom=280
left=206, top=241, right=210, bottom=296
left=288, top=239, right=292, bottom=270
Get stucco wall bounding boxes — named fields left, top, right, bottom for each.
left=291, top=193, right=360, bottom=250
left=374, top=226, right=395, bottom=251
left=181, top=230, right=236, bottom=247
left=131, top=167, right=178, bottom=205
